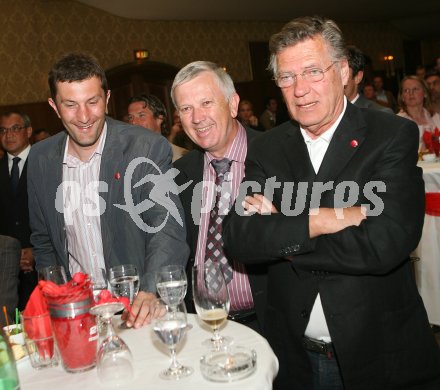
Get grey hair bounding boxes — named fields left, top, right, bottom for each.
left=268, top=16, right=347, bottom=76
left=1, top=111, right=32, bottom=128
left=171, top=61, right=236, bottom=107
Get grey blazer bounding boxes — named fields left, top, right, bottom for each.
left=354, top=94, right=394, bottom=114
left=27, top=117, right=189, bottom=292
left=0, top=235, right=20, bottom=328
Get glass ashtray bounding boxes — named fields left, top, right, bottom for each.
left=200, top=345, right=257, bottom=382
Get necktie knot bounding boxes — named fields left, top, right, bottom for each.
left=12, top=156, right=21, bottom=165
left=211, top=158, right=232, bottom=177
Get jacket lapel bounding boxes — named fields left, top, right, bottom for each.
left=315, top=103, right=367, bottom=183
left=99, top=119, right=124, bottom=262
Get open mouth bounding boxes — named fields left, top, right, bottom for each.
left=195, top=124, right=213, bottom=134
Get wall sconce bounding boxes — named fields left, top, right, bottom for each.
left=134, top=50, right=149, bottom=61
left=383, top=55, right=395, bottom=77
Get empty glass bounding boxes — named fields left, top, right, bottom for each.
left=38, top=265, right=68, bottom=285
left=90, top=302, right=134, bottom=386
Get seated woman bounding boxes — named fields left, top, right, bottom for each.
left=237, top=100, right=264, bottom=131
left=397, top=75, right=440, bottom=152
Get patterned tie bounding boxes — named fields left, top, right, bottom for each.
left=205, top=158, right=234, bottom=291
left=10, top=157, right=21, bottom=194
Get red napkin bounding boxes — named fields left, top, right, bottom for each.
left=423, top=129, right=433, bottom=151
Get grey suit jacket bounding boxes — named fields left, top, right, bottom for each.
left=27, top=117, right=189, bottom=292
left=354, top=94, right=394, bottom=114
left=0, top=235, right=20, bottom=328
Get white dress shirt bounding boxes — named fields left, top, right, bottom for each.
left=301, top=98, right=347, bottom=342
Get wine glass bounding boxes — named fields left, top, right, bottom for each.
left=108, top=264, right=140, bottom=329
left=90, top=302, right=134, bottom=386
left=38, top=265, right=68, bottom=284
left=155, top=265, right=187, bottom=309
left=151, top=298, right=193, bottom=380
left=192, top=263, right=231, bottom=350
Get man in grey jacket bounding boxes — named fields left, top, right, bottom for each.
left=28, top=53, right=189, bottom=328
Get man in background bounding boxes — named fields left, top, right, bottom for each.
left=28, top=53, right=189, bottom=328
left=0, top=111, right=37, bottom=310
left=373, top=74, right=397, bottom=112
left=425, top=70, right=440, bottom=115
left=33, top=128, right=51, bottom=143
left=259, top=97, right=278, bottom=130
left=345, top=46, right=393, bottom=114
left=127, top=93, right=187, bottom=162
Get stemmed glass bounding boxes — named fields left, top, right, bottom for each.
left=90, top=302, right=134, bottom=386
left=155, top=265, right=187, bottom=309
left=108, top=264, right=140, bottom=329
left=151, top=299, right=193, bottom=380
left=192, top=263, right=231, bottom=350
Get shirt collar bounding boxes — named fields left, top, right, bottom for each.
left=300, top=97, right=347, bottom=144
left=7, top=144, right=31, bottom=163
left=205, top=120, right=246, bottom=165
left=63, top=122, right=107, bottom=166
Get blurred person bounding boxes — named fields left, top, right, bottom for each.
left=373, top=75, right=397, bottom=112
left=416, top=64, right=427, bottom=79
left=425, top=70, right=440, bottom=114
left=127, top=93, right=187, bottom=162
left=223, top=16, right=440, bottom=389
left=33, top=127, right=51, bottom=143
left=0, top=111, right=37, bottom=310
left=259, top=97, right=278, bottom=130
left=28, top=53, right=189, bottom=328
left=168, top=109, right=195, bottom=151
left=172, top=61, right=265, bottom=333
left=344, top=46, right=393, bottom=114
left=397, top=75, right=440, bottom=151
left=0, top=235, right=20, bottom=328
left=237, top=99, right=264, bottom=131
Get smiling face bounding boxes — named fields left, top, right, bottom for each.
left=0, top=113, right=32, bottom=156
left=173, top=71, right=239, bottom=158
left=276, top=36, right=349, bottom=139
left=48, top=76, right=110, bottom=160
left=127, top=101, right=163, bottom=133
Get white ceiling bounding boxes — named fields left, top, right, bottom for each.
left=76, top=0, right=440, bottom=39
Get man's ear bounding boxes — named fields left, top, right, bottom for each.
left=354, top=70, right=364, bottom=86
left=48, top=98, right=61, bottom=119
left=229, top=92, right=240, bottom=118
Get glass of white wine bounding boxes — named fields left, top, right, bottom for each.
left=151, top=298, right=193, bottom=380
left=192, top=263, right=231, bottom=350
left=155, top=265, right=187, bottom=309
left=108, top=264, right=140, bottom=329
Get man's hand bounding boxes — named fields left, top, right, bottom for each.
left=309, top=207, right=366, bottom=238
left=243, top=194, right=278, bottom=215
left=122, top=291, right=157, bottom=328
left=20, top=247, right=35, bottom=273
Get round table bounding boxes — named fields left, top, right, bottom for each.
left=16, top=314, right=278, bottom=389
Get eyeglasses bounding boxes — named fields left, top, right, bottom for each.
left=0, top=124, right=26, bottom=135
left=273, top=62, right=338, bottom=88
left=402, top=87, right=422, bottom=94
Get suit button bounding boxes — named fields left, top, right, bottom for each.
left=300, top=310, right=308, bottom=318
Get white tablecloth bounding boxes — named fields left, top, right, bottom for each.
left=16, top=314, right=278, bottom=390
left=415, top=161, right=440, bottom=326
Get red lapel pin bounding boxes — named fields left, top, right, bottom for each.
left=114, top=172, right=121, bottom=180
left=350, top=140, right=358, bottom=148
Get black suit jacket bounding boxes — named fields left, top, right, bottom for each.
left=224, top=103, right=440, bottom=389
left=174, top=127, right=267, bottom=330
left=0, top=155, right=31, bottom=247
left=0, top=153, right=37, bottom=310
